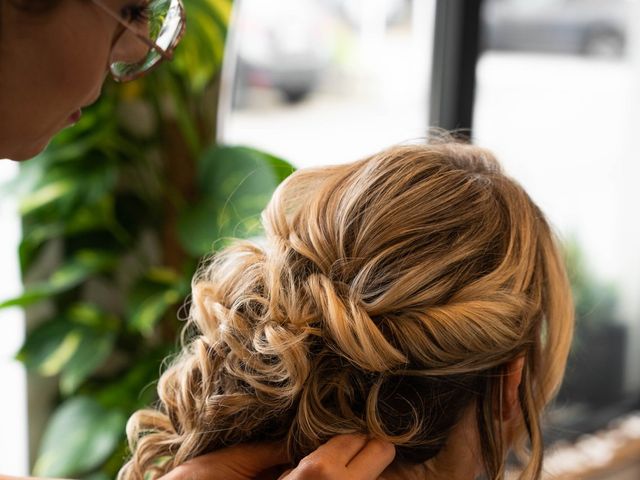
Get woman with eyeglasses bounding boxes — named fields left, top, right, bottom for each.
left=0, top=1, right=393, bottom=478
left=0, top=0, right=184, bottom=161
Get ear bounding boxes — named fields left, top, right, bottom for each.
left=501, top=356, right=525, bottom=421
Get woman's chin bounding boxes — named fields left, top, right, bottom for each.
left=4, top=136, right=52, bottom=161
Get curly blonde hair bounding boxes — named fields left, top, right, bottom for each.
left=119, top=141, right=574, bottom=480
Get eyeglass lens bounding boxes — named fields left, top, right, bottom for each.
left=110, top=0, right=184, bottom=81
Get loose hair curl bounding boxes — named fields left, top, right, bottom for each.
left=119, top=141, right=574, bottom=480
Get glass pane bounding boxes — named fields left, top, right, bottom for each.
left=219, top=0, right=436, bottom=169
left=477, top=0, right=640, bottom=449
left=0, top=161, right=28, bottom=475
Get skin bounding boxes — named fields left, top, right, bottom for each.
left=0, top=437, right=395, bottom=480
left=161, top=436, right=396, bottom=480
left=0, top=0, right=138, bottom=161
left=0, top=3, right=395, bottom=475
left=0, top=1, right=528, bottom=477
left=163, top=358, right=525, bottom=480
left=380, top=357, right=524, bottom=480
left=0, top=358, right=523, bottom=479
left=0, top=1, right=391, bottom=477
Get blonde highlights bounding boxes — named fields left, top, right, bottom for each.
left=119, top=140, right=574, bottom=480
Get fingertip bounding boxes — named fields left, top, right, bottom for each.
left=366, top=438, right=396, bottom=460
left=345, top=437, right=396, bottom=477
left=368, top=438, right=396, bottom=461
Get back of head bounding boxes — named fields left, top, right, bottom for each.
left=120, top=140, right=574, bottom=480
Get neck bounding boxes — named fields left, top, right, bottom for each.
left=380, top=405, right=483, bottom=480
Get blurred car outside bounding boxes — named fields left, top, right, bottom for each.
left=482, top=0, right=631, bottom=58
left=231, top=0, right=414, bottom=107
left=232, top=0, right=337, bottom=106
left=326, top=0, right=410, bottom=30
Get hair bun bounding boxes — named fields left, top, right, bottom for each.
left=305, top=273, right=407, bottom=372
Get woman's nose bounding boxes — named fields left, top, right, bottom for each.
left=110, top=26, right=151, bottom=65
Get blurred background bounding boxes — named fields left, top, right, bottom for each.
left=1, top=0, right=640, bottom=478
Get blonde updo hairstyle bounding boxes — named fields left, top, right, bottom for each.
left=119, top=141, right=574, bottom=480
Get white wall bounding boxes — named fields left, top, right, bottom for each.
left=0, top=160, right=29, bottom=475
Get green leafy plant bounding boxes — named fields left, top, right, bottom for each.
left=556, top=238, right=626, bottom=408
left=564, top=236, right=618, bottom=328
left=1, top=1, right=294, bottom=477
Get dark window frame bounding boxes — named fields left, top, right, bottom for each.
left=429, top=0, right=483, bottom=138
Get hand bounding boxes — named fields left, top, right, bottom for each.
left=158, top=434, right=395, bottom=480
left=158, top=442, right=289, bottom=480
left=278, top=434, right=396, bottom=480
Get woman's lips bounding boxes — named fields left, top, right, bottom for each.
left=67, top=110, right=82, bottom=125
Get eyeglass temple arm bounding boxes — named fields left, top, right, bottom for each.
left=90, top=0, right=174, bottom=61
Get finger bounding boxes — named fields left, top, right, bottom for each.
left=277, top=469, right=293, bottom=480
left=313, top=433, right=369, bottom=465
left=158, top=442, right=290, bottom=480
left=346, top=438, right=396, bottom=479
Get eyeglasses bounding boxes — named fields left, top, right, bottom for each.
left=91, top=0, right=186, bottom=82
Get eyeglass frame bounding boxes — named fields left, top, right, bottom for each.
left=90, top=0, right=186, bottom=82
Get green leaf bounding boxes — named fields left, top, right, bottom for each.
left=197, top=145, right=294, bottom=196
left=209, top=0, right=232, bottom=24
left=129, top=288, right=182, bottom=336
left=60, top=329, right=115, bottom=394
left=95, top=349, right=171, bottom=411
left=50, top=251, right=116, bottom=288
left=177, top=146, right=295, bottom=256
left=173, top=0, right=231, bottom=91
left=0, top=285, right=56, bottom=309
left=33, top=397, right=126, bottom=478
left=147, top=266, right=183, bottom=285
left=17, top=320, right=78, bottom=376
left=99, top=440, right=130, bottom=480
left=83, top=472, right=111, bottom=480
left=127, top=271, right=188, bottom=336
left=68, top=302, right=119, bottom=330
left=175, top=196, right=220, bottom=256
left=19, top=153, right=118, bottom=220
left=19, top=179, right=76, bottom=215
left=0, top=250, right=118, bottom=309
left=62, top=197, right=118, bottom=236
left=17, top=311, right=116, bottom=392
left=19, top=223, right=64, bottom=272
left=156, top=72, right=201, bottom=156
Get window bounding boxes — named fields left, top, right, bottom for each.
left=220, top=0, right=436, bottom=169
left=477, top=0, right=640, bottom=441
left=0, top=161, right=28, bottom=475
